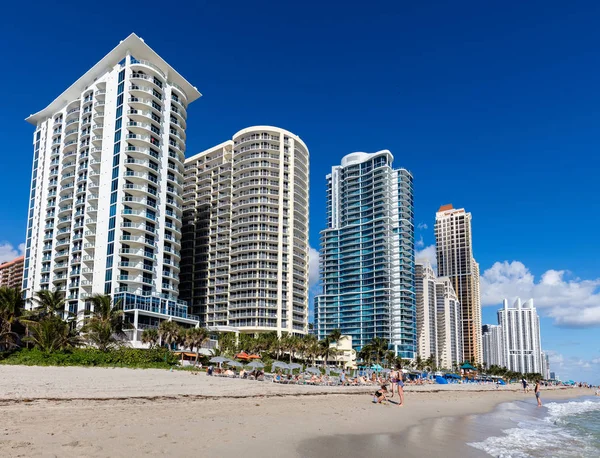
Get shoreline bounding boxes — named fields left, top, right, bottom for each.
left=0, top=366, right=590, bottom=457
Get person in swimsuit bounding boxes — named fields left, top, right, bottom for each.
left=535, top=380, right=542, bottom=407
left=397, top=370, right=405, bottom=407
left=373, top=384, right=388, bottom=404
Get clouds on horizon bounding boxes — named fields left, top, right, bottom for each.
left=0, top=242, right=25, bottom=263
left=480, top=261, right=600, bottom=328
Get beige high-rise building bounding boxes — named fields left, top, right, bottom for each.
left=180, top=126, right=309, bottom=336
left=435, top=204, right=482, bottom=365
left=0, top=255, right=25, bottom=289
left=415, top=262, right=462, bottom=369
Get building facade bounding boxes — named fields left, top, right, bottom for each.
left=482, top=324, right=505, bottom=368
left=435, top=204, right=483, bottom=364
left=0, top=256, right=24, bottom=289
left=540, top=350, right=550, bottom=380
left=22, top=34, right=201, bottom=341
left=497, top=298, right=542, bottom=375
left=415, top=262, right=462, bottom=369
left=181, top=126, right=309, bottom=335
left=315, top=151, right=415, bottom=358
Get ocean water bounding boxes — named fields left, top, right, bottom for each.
left=469, top=397, right=600, bottom=457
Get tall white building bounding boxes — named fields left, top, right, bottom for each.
left=23, top=34, right=202, bottom=340
left=498, top=298, right=542, bottom=375
left=415, top=262, right=462, bottom=369
left=435, top=204, right=483, bottom=365
left=482, top=324, right=505, bottom=368
left=180, top=126, right=309, bottom=335
left=541, top=351, right=550, bottom=380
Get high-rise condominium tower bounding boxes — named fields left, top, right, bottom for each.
left=415, top=262, right=462, bottom=369
left=435, top=204, right=482, bottom=364
left=498, top=298, right=542, bottom=374
left=482, top=324, right=505, bottom=368
left=315, top=151, right=415, bottom=357
left=180, top=126, right=309, bottom=335
left=23, top=34, right=201, bottom=337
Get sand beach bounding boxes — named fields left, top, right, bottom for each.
left=0, top=365, right=589, bottom=457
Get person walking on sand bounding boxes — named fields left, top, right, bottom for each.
left=535, top=380, right=542, bottom=407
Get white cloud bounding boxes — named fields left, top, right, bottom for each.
left=308, top=246, right=321, bottom=294
left=415, top=235, right=424, bottom=248
left=417, top=223, right=428, bottom=230
left=547, top=351, right=598, bottom=381
left=0, top=242, right=24, bottom=263
left=480, top=261, right=600, bottom=327
left=415, top=244, right=437, bottom=273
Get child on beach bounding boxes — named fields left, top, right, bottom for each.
left=373, top=385, right=389, bottom=404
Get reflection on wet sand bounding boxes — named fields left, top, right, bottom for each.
left=298, top=414, right=487, bottom=458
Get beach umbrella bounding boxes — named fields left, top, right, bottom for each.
left=329, top=367, right=341, bottom=374
left=288, top=363, right=302, bottom=372
left=209, top=356, right=230, bottom=364
left=271, top=361, right=289, bottom=371
left=226, top=360, right=243, bottom=368
left=306, top=367, right=321, bottom=375
left=382, top=368, right=391, bottom=374
left=247, top=361, right=265, bottom=369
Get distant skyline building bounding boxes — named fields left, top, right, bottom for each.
left=0, top=255, right=24, bottom=289
left=482, top=324, right=505, bottom=368
left=541, top=350, right=550, bottom=380
left=498, top=298, right=543, bottom=375
left=22, top=34, right=202, bottom=341
left=315, top=150, right=415, bottom=358
left=415, top=262, right=462, bottom=369
left=180, top=126, right=309, bottom=335
left=435, top=204, right=483, bottom=364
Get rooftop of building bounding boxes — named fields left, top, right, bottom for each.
left=26, top=33, right=201, bottom=125
left=0, top=255, right=25, bottom=267
left=340, top=150, right=393, bottom=167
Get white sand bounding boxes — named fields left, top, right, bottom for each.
left=0, top=365, right=589, bottom=457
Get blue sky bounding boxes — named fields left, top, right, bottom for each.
left=1, top=1, right=599, bottom=382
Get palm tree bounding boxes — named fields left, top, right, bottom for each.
left=302, top=334, right=319, bottom=365
left=30, top=289, right=67, bottom=320
left=0, top=287, right=25, bottom=350
left=281, top=333, right=299, bottom=363
left=414, top=355, right=425, bottom=371
left=185, top=327, right=210, bottom=363
left=80, top=294, right=130, bottom=351
left=25, top=316, right=80, bottom=352
left=141, top=328, right=159, bottom=349
left=328, top=329, right=343, bottom=366
left=384, top=350, right=396, bottom=368
left=369, top=337, right=388, bottom=365
left=358, top=344, right=373, bottom=366
left=318, top=337, right=333, bottom=367
left=158, top=320, right=182, bottom=350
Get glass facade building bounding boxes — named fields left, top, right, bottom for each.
left=315, top=151, right=415, bottom=358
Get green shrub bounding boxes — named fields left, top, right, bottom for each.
left=0, top=347, right=178, bottom=369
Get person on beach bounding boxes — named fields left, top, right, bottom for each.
left=522, top=378, right=528, bottom=393
left=535, top=380, right=542, bottom=407
left=396, top=370, right=405, bottom=407
left=373, top=384, right=389, bottom=404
